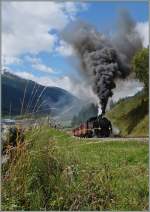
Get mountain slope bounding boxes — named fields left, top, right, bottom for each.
left=2, top=72, right=80, bottom=118
left=106, top=91, right=148, bottom=136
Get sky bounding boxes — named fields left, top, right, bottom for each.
left=2, top=1, right=149, bottom=103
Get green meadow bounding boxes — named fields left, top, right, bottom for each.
left=2, top=127, right=148, bottom=211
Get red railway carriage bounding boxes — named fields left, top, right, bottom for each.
left=79, top=123, right=87, bottom=137
left=73, top=124, right=86, bottom=137
left=73, top=127, right=81, bottom=137
left=73, top=122, right=93, bottom=138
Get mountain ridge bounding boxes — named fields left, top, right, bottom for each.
left=2, top=71, right=81, bottom=119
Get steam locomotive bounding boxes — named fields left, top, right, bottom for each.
left=73, top=115, right=112, bottom=138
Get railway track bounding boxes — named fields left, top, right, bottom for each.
left=73, top=136, right=149, bottom=143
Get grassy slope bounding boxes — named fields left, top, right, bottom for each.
left=2, top=127, right=148, bottom=211
left=106, top=91, right=149, bottom=136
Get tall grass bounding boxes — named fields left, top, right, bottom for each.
left=32, top=86, right=47, bottom=114
left=25, top=81, right=37, bottom=113
left=2, top=127, right=149, bottom=211
left=20, top=81, right=29, bottom=115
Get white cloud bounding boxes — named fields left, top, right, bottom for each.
left=14, top=71, right=34, bottom=80
left=55, top=40, right=75, bottom=57
left=2, top=1, right=86, bottom=57
left=112, top=78, right=143, bottom=102
left=13, top=70, right=74, bottom=91
left=136, top=22, right=149, bottom=48
left=25, top=55, right=54, bottom=74
left=63, top=2, right=87, bottom=20
left=2, top=55, right=22, bottom=66
left=32, top=63, right=54, bottom=74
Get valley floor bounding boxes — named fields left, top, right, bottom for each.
left=2, top=127, right=149, bottom=211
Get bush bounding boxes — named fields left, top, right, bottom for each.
left=132, top=47, right=149, bottom=93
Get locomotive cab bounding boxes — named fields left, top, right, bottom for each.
left=87, top=115, right=112, bottom=138
left=94, top=115, right=112, bottom=137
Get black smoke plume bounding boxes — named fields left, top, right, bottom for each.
left=63, top=11, right=142, bottom=114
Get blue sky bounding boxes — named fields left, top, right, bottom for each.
left=2, top=1, right=149, bottom=100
